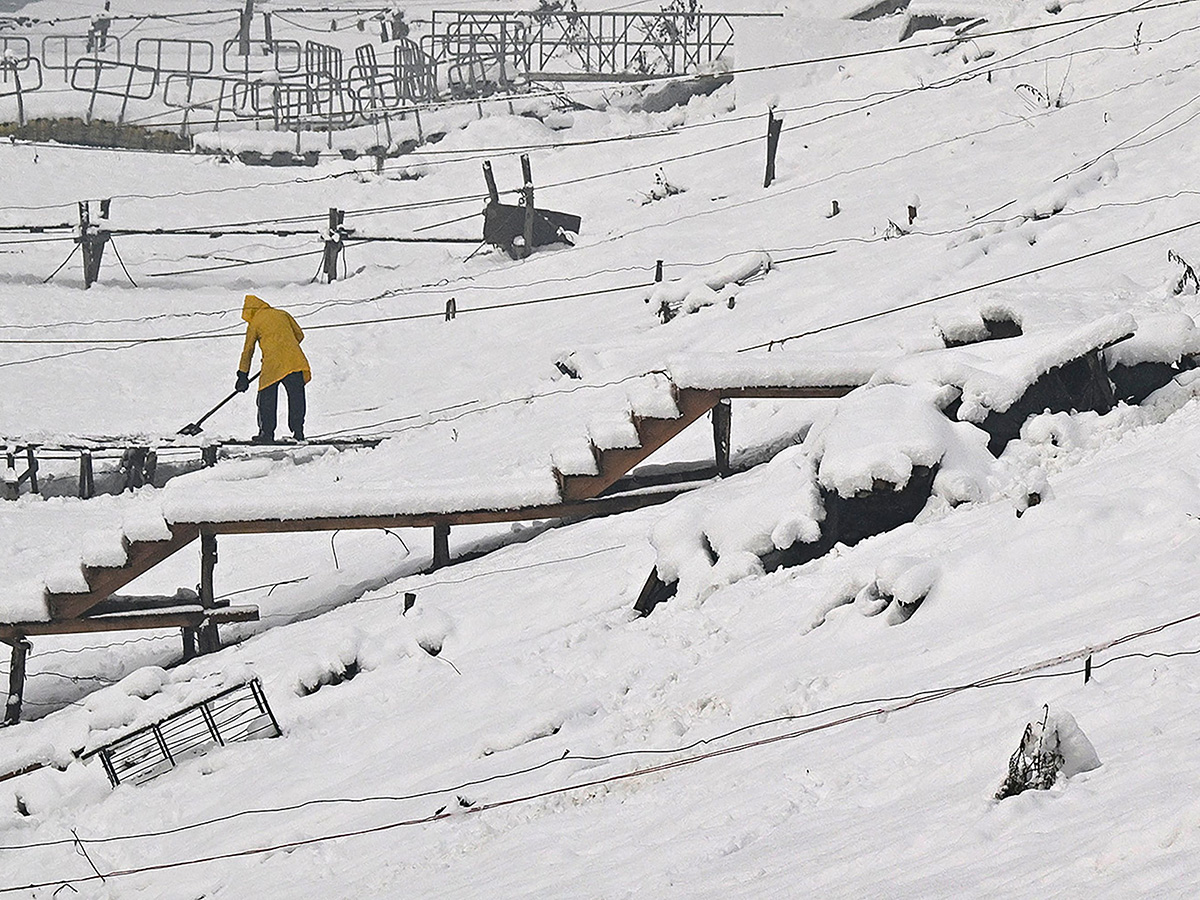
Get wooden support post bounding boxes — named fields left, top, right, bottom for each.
left=24, top=447, right=38, bottom=495
left=2, top=451, right=16, bottom=502
left=262, top=10, right=273, bottom=48
left=181, top=626, right=198, bottom=660
left=655, top=259, right=664, bottom=283
left=4, top=639, right=31, bottom=726
left=197, top=533, right=220, bottom=654
left=712, top=399, right=732, bottom=477
left=202, top=445, right=219, bottom=468
left=520, top=154, right=534, bottom=259
left=322, top=207, right=344, bottom=283
left=79, top=450, right=94, bottom=499
left=78, top=201, right=108, bottom=289
left=764, top=108, right=783, bottom=188
left=483, top=161, right=499, bottom=206
left=238, top=0, right=254, bottom=56
left=432, top=522, right=451, bottom=570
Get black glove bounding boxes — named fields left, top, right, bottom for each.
left=235, top=371, right=250, bottom=393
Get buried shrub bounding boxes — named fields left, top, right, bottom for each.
left=296, top=658, right=363, bottom=697
left=995, top=705, right=1100, bottom=800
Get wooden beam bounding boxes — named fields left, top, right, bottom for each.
left=198, top=485, right=695, bottom=536
left=717, top=385, right=859, bottom=400
left=0, top=606, right=258, bottom=640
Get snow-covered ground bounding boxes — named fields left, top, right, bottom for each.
left=5, top=0, right=1200, bottom=895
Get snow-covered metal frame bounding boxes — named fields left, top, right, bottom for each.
left=133, top=37, right=214, bottom=76
left=220, top=37, right=303, bottom=77
left=81, top=678, right=281, bottom=787
left=421, top=9, right=734, bottom=88
left=40, top=34, right=120, bottom=82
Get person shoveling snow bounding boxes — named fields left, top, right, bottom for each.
left=235, top=294, right=311, bottom=443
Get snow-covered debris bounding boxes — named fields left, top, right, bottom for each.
left=872, top=315, right=1135, bottom=422
left=1105, top=312, right=1200, bottom=368
left=805, top=382, right=994, bottom=502
left=934, top=302, right=1023, bottom=347
left=650, top=446, right=824, bottom=605
left=645, top=251, right=771, bottom=320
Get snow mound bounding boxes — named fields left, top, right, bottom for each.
left=806, top=382, right=995, bottom=501
left=650, top=446, right=824, bottom=606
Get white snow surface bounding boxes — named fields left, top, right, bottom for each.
left=6, top=0, right=1200, bottom=895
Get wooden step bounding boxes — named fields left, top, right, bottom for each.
left=558, top=388, right=720, bottom=501
left=46, top=523, right=201, bottom=621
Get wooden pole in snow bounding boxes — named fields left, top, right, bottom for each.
left=197, top=533, right=220, bottom=654
left=3, top=639, right=31, bottom=725
left=323, top=207, right=344, bottom=283
left=483, top=161, right=499, bottom=206
left=238, top=0, right=255, bottom=56
left=520, top=154, right=535, bottom=259
left=712, top=400, right=732, bottom=477
left=764, top=109, right=783, bottom=188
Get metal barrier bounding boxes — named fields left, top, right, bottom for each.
left=163, top=71, right=246, bottom=130
left=424, top=9, right=733, bottom=83
left=0, top=55, right=41, bottom=125
left=0, top=36, right=31, bottom=60
left=525, top=9, right=733, bottom=77
left=134, top=37, right=214, bottom=75
left=5, top=10, right=736, bottom=131
left=70, top=57, right=159, bottom=123
left=82, top=679, right=281, bottom=787
left=221, top=37, right=302, bottom=76
left=41, top=34, right=120, bottom=81
left=305, top=39, right=343, bottom=83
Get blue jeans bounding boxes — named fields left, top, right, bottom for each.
left=257, top=371, right=306, bottom=439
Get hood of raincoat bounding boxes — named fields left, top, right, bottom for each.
left=242, top=294, right=270, bottom=322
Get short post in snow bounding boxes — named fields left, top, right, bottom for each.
left=764, top=108, right=783, bottom=188
left=520, top=153, right=535, bottom=259
left=483, top=160, right=500, bottom=207
left=712, top=399, right=732, bottom=477
left=2, top=450, right=16, bottom=501
left=78, top=200, right=110, bottom=289
left=3, top=638, right=32, bottom=726
left=432, top=522, right=451, bottom=570
left=78, top=450, right=94, bottom=499
left=1084, top=654, right=1093, bottom=684
left=655, top=259, right=664, bottom=283
left=194, top=532, right=221, bottom=654
left=322, top=207, right=346, bottom=283
left=24, top=447, right=38, bottom=495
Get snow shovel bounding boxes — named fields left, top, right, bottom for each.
left=178, top=370, right=260, bottom=436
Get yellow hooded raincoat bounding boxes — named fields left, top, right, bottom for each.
left=239, top=295, right=312, bottom=390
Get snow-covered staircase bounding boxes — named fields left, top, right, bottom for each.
left=554, top=386, right=722, bottom=501
left=44, top=523, right=202, bottom=622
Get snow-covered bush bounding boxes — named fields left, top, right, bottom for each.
left=995, top=706, right=1100, bottom=800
